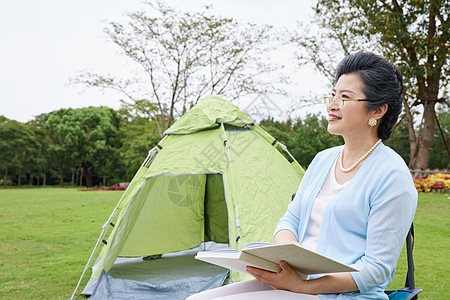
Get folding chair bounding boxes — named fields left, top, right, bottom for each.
left=385, top=223, right=423, bottom=300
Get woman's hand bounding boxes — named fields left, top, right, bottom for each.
left=246, top=261, right=312, bottom=294
left=247, top=261, right=358, bottom=295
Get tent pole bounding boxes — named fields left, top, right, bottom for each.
left=220, top=123, right=243, bottom=281
left=70, top=208, right=117, bottom=300
left=220, top=124, right=237, bottom=244
left=219, top=127, right=238, bottom=240
left=277, top=142, right=296, bottom=161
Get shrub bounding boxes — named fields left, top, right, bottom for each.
left=80, top=185, right=127, bottom=191
left=413, top=173, right=450, bottom=193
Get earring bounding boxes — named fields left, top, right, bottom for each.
left=368, top=118, right=377, bottom=127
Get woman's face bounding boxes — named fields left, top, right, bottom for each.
left=326, top=73, right=373, bottom=139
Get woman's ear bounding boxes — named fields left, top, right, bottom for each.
left=372, top=104, right=388, bottom=120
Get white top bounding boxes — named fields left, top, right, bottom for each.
left=301, top=158, right=346, bottom=252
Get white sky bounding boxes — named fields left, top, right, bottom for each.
left=0, top=0, right=329, bottom=123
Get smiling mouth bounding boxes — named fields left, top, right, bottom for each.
left=328, top=116, right=341, bottom=121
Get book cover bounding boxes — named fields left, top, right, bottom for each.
left=195, top=242, right=358, bottom=275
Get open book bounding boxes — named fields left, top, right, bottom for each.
left=195, top=242, right=358, bottom=275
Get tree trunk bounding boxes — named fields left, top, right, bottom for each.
left=85, top=167, right=93, bottom=187
left=71, top=168, right=75, bottom=186
left=43, top=172, right=47, bottom=186
left=59, top=167, right=64, bottom=186
left=103, top=176, right=106, bottom=187
left=402, top=97, right=417, bottom=164
left=86, top=173, right=93, bottom=187
left=4, top=170, right=8, bottom=188
left=80, top=168, right=84, bottom=187
left=29, top=173, right=33, bottom=186
left=75, top=168, right=79, bottom=186
left=18, top=171, right=21, bottom=186
left=412, top=100, right=437, bottom=169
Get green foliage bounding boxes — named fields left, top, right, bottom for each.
left=117, top=109, right=161, bottom=180
left=260, top=112, right=449, bottom=170
left=428, top=108, right=450, bottom=169
left=259, top=118, right=292, bottom=145
left=384, top=119, right=412, bottom=164
left=3, top=103, right=448, bottom=188
left=44, top=107, right=122, bottom=187
left=287, top=114, right=343, bottom=167
left=0, top=117, right=43, bottom=187
left=259, top=115, right=344, bottom=167
left=385, top=106, right=450, bottom=168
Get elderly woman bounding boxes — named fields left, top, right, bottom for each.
left=187, top=52, right=417, bottom=300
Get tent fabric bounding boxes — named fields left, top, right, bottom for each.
left=90, top=245, right=230, bottom=299
left=108, top=254, right=227, bottom=283
left=205, top=174, right=228, bottom=243
left=163, top=95, right=255, bottom=134
left=90, top=271, right=228, bottom=300
left=119, top=174, right=207, bottom=256
left=79, top=95, right=305, bottom=298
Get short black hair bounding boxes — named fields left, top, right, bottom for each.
left=335, top=52, right=403, bottom=141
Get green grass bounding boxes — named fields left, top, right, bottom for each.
left=0, top=188, right=122, bottom=299
left=387, top=192, right=450, bottom=299
left=388, top=193, right=450, bottom=300
left=0, top=188, right=448, bottom=299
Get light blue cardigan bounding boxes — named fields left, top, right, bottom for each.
left=275, top=143, right=417, bottom=300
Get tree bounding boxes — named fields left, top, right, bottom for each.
left=384, top=117, right=412, bottom=164
left=386, top=105, right=450, bottom=169
left=76, top=108, right=120, bottom=186
left=45, top=109, right=82, bottom=185
left=0, top=117, right=41, bottom=187
left=18, top=125, right=43, bottom=186
left=28, top=113, right=53, bottom=186
left=117, top=106, right=161, bottom=180
left=293, top=0, right=450, bottom=169
left=45, top=107, right=122, bottom=187
left=288, top=114, right=343, bottom=167
left=259, top=117, right=292, bottom=146
left=73, top=1, right=284, bottom=137
left=428, top=106, right=450, bottom=169
left=0, top=117, right=20, bottom=187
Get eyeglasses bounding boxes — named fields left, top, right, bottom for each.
left=323, top=96, right=370, bottom=108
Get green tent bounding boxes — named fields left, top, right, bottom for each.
left=72, top=95, right=304, bottom=299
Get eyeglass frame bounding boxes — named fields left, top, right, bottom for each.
left=323, top=96, right=371, bottom=107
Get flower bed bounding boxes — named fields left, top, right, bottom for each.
left=413, top=173, right=450, bottom=193
left=80, top=185, right=127, bottom=191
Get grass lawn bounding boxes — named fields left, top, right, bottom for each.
left=0, top=188, right=448, bottom=299
left=0, top=188, right=122, bottom=299
left=387, top=192, right=450, bottom=299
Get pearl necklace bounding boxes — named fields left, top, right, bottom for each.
left=339, top=139, right=382, bottom=173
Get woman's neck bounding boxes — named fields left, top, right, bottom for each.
left=342, top=136, right=380, bottom=160
left=334, top=136, right=381, bottom=184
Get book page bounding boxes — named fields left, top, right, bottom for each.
left=242, top=242, right=272, bottom=250
left=195, top=247, right=280, bottom=273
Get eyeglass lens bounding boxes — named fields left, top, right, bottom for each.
left=324, top=96, right=344, bottom=107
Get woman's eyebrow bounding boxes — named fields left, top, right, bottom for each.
left=332, top=88, right=356, bottom=94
